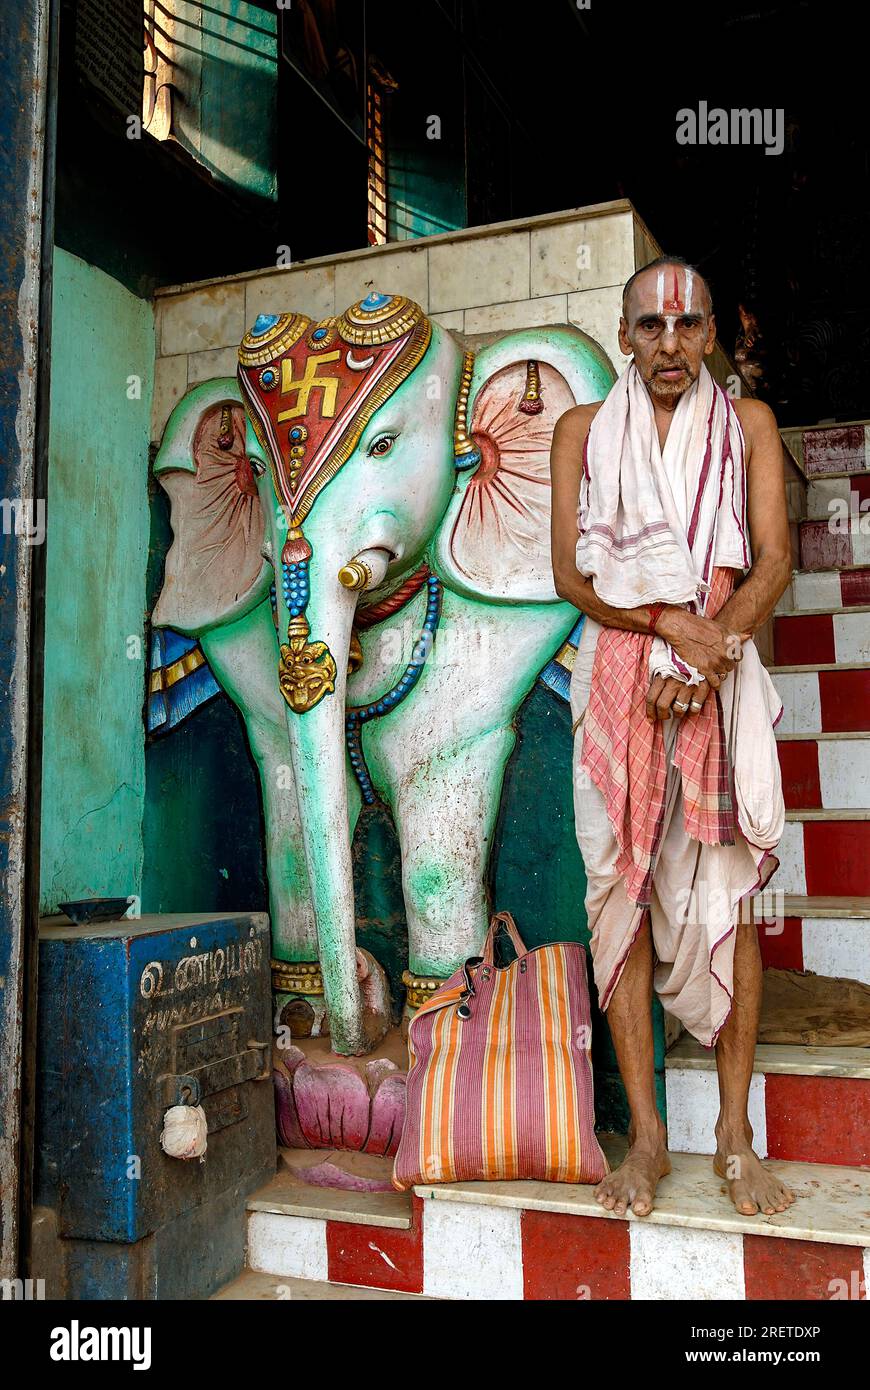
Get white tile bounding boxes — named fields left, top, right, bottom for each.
left=806, top=476, right=851, bottom=521
left=851, top=516, right=870, bottom=568
left=802, top=918, right=870, bottom=985
left=245, top=265, right=335, bottom=326
left=818, top=739, right=870, bottom=809
left=665, top=1068, right=767, bottom=1157
left=567, top=285, right=630, bottom=375
left=158, top=282, right=247, bottom=356
left=629, top=1223, right=745, bottom=1300
left=246, top=1212, right=328, bottom=1281
left=422, top=1199, right=523, bottom=1300
left=792, top=571, right=842, bottom=611
left=430, top=309, right=465, bottom=331
left=775, top=580, right=795, bottom=615
left=335, top=246, right=429, bottom=314
left=771, top=673, right=821, bottom=736
left=187, top=345, right=239, bottom=386
left=775, top=820, right=807, bottom=895
left=834, top=610, right=870, bottom=663
left=530, top=212, right=634, bottom=297
left=151, top=353, right=188, bottom=444
left=464, top=294, right=568, bottom=336
left=428, top=231, right=530, bottom=313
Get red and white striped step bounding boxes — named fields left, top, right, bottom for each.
left=243, top=1146, right=870, bottom=1300
left=775, top=811, right=870, bottom=897
left=777, top=566, right=870, bottom=613
left=665, top=1038, right=870, bottom=1167
left=798, top=467, right=870, bottom=571
left=772, top=606, right=870, bottom=666
left=769, top=662, right=870, bottom=735
left=753, top=894, right=870, bottom=985
left=776, top=733, right=870, bottom=808
left=785, top=421, right=870, bottom=477
left=782, top=422, right=870, bottom=566
left=800, top=518, right=870, bottom=572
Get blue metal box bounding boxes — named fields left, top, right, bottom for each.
left=34, top=912, right=276, bottom=1299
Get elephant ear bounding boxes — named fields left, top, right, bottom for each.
left=431, top=326, right=615, bottom=602
left=152, top=378, right=270, bottom=634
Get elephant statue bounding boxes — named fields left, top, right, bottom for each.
left=150, top=292, right=615, bottom=1057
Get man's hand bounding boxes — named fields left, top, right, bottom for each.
left=646, top=676, right=714, bottom=720
left=656, top=608, right=751, bottom=687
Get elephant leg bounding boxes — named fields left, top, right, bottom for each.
left=388, top=725, right=517, bottom=979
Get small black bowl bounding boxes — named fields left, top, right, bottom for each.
left=57, top=898, right=132, bottom=926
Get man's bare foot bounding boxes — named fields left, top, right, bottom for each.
left=594, top=1127, right=671, bottom=1217
left=713, top=1131, right=797, bottom=1216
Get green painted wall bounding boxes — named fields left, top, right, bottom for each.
left=170, top=1, right=278, bottom=204
left=39, top=248, right=154, bottom=915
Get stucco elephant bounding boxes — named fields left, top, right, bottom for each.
left=151, top=292, right=614, bottom=1056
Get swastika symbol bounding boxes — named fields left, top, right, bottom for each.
left=278, top=350, right=341, bottom=422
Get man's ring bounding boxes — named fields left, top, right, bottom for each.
left=690, top=700, right=704, bottom=712
left=673, top=701, right=689, bottom=712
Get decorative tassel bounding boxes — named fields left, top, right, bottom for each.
left=453, top=350, right=481, bottom=469
left=518, top=360, right=544, bottom=414
left=282, top=526, right=312, bottom=564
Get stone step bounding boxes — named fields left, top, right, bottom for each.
left=776, top=811, right=870, bottom=898
left=213, top=1270, right=433, bottom=1299
left=752, top=893, right=870, bottom=985
left=768, top=661, right=870, bottom=735
left=793, top=422, right=870, bottom=477
left=665, top=1038, right=870, bottom=1167
left=805, top=470, right=870, bottom=520
left=776, top=566, right=870, bottom=614
left=772, top=605, right=870, bottom=666
left=799, top=517, right=870, bottom=572
left=776, top=732, right=870, bottom=809
left=244, top=1139, right=870, bottom=1299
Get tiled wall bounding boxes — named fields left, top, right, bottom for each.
left=151, top=200, right=670, bottom=443
left=149, top=198, right=803, bottom=587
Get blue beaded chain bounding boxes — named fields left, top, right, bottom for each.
left=346, top=575, right=442, bottom=804
left=281, top=558, right=310, bottom=617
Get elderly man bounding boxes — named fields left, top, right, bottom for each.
left=550, top=257, right=796, bottom=1219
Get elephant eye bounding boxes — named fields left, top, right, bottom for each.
left=367, top=432, right=397, bottom=458
left=249, top=456, right=266, bottom=478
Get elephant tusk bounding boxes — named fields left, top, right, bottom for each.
left=346, top=349, right=376, bottom=371
left=337, top=548, right=392, bottom=593
left=338, top=560, right=373, bottom=592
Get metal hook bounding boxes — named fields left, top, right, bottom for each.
left=457, top=955, right=483, bottom=1021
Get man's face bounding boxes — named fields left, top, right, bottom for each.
left=618, top=265, right=716, bottom=406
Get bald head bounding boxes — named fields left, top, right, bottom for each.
left=618, top=257, right=717, bottom=408
left=622, top=257, right=712, bottom=321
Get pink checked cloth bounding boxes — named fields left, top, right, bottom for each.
left=579, top=565, right=738, bottom=908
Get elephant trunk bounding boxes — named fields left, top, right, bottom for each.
left=280, top=559, right=368, bottom=1055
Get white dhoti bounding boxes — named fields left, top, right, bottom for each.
left=571, top=615, right=784, bottom=1047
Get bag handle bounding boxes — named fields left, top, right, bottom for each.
left=482, top=910, right=528, bottom=966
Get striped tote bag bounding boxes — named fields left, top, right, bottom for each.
left=393, top=912, right=608, bottom=1190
